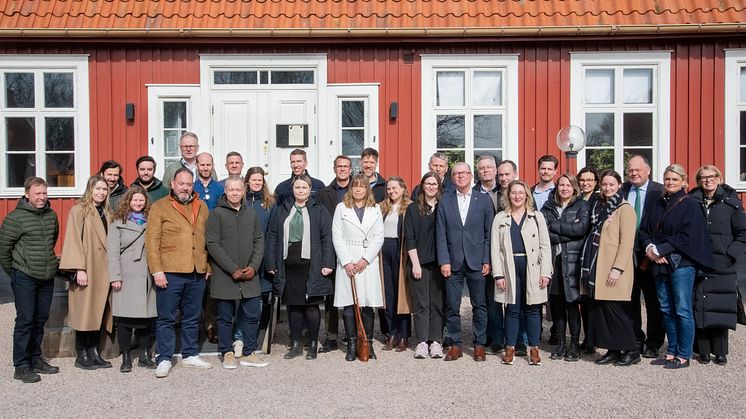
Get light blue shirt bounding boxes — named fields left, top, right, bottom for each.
left=532, top=182, right=554, bottom=211
left=627, top=179, right=649, bottom=218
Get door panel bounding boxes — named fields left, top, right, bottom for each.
left=268, top=90, right=317, bottom=187
left=212, top=91, right=260, bottom=180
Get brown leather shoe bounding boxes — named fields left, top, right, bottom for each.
left=444, top=346, right=463, bottom=361
left=382, top=336, right=398, bottom=351
left=502, top=346, right=515, bottom=365
left=473, top=345, right=486, bottom=362
left=395, top=338, right=409, bottom=352
left=206, top=326, right=218, bottom=344
left=529, top=346, right=542, bottom=366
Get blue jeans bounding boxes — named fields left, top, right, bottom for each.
left=504, top=257, right=542, bottom=347
left=445, top=264, right=487, bottom=346
left=484, top=275, right=504, bottom=346
left=10, top=270, right=54, bottom=368
left=655, top=266, right=696, bottom=359
left=217, top=297, right=261, bottom=356
left=155, top=272, right=207, bottom=363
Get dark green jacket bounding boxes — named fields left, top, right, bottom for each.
left=131, top=178, right=169, bottom=202
left=0, top=197, right=59, bottom=280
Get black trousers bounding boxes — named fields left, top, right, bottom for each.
left=10, top=270, right=54, bottom=368
left=408, top=263, right=444, bottom=343
left=549, top=293, right=581, bottom=343
left=695, top=328, right=729, bottom=356
left=631, top=266, right=665, bottom=350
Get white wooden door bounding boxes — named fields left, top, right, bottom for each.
left=267, top=90, right=317, bottom=187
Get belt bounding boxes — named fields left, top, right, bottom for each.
left=345, top=239, right=371, bottom=248
left=513, top=253, right=527, bottom=257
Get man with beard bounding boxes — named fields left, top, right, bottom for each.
left=147, top=168, right=212, bottom=377
left=99, top=160, right=127, bottom=208
left=194, top=153, right=224, bottom=211
left=131, top=155, right=169, bottom=201
left=361, top=148, right=386, bottom=203
left=531, top=155, right=558, bottom=212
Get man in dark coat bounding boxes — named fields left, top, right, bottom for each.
left=0, top=177, right=60, bottom=383
left=131, top=155, right=169, bottom=201
left=316, top=155, right=352, bottom=352
left=412, top=152, right=455, bottom=199
left=273, top=149, right=325, bottom=205
left=361, top=148, right=386, bottom=203
left=622, top=154, right=666, bottom=358
left=99, top=160, right=128, bottom=209
left=206, top=177, right=267, bottom=369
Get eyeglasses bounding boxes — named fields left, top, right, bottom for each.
left=698, top=175, right=718, bottom=182
left=452, top=171, right=471, bottom=177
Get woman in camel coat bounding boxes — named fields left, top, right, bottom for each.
left=60, top=175, right=113, bottom=370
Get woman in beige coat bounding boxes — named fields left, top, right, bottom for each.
left=60, top=175, right=113, bottom=370
left=579, top=170, right=638, bottom=367
left=491, top=180, right=552, bottom=366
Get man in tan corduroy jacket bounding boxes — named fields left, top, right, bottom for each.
left=146, top=168, right=212, bottom=378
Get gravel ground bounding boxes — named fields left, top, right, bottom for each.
left=1, top=299, right=745, bottom=418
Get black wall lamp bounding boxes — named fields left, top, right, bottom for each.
left=125, top=103, right=135, bottom=121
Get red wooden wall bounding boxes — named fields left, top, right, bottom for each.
left=0, top=36, right=744, bottom=252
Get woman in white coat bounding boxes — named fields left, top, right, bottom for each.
left=332, top=173, right=385, bottom=361
left=491, top=180, right=552, bottom=366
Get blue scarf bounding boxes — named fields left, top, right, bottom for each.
left=127, top=211, right=147, bottom=226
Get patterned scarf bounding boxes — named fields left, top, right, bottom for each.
left=127, top=211, right=147, bottom=226
left=580, top=192, right=624, bottom=298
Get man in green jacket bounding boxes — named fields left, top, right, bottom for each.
left=0, top=177, right=60, bottom=383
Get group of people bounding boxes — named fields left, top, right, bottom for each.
left=1, top=130, right=744, bottom=383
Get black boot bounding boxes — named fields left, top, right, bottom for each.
left=345, top=338, right=357, bottom=362
left=120, top=351, right=132, bottom=373
left=88, top=347, right=112, bottom=369
left=74, top=348, right=97, bottom=370
left=565, top=341, right=580, bottom=362
left=14, top=366, right=41, bottom=383
left=306, top=341, right=318, bottom=360
left=368, top=340, right=377, bottom=360
left=138, top=349, right=157, bottom=369
left=284, top=341, right=303, bottom=359
left=550, top=339, right=566, bottom=360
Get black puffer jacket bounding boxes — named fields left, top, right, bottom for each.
left=265, top=198, right=335, bottom=298
left=690, top=184, right=746, bottom=330
left=541, top=197, right=591, bottom=302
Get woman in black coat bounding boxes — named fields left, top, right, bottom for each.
left=265, top=175, right=335, bottom=360
left=541, top=173, right=590, bottom=362
left=689, top=165, right=746, bottom=365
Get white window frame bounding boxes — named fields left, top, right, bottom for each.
left=570, top=51, right=671, bottom=180
left=0, top=55, right=90, bottom=197
left=725, top=49, right=746, bottom=191
left=326, top=83, right=379, bottom=180
left=146, top=84, right=202, bottom=180
left=421, top=54, right=519, bottom=173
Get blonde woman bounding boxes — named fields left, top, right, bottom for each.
left=60, top=175, right=113, bottom=370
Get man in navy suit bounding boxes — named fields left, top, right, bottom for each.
left=622, top=155, right=666, bottom=358
left=436, top=162, right=495, bottom=362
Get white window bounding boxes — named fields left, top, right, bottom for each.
left=146, top=85, right=202, bottom=180
left=570, top=52, right=671, bottom=178
left=725, top=50, right=746, bottom=190
left=421, top=55, right=519, bottom=172
left=327, top=84, right=379, bottom=175
left=0, top=55, right=89, bottom=197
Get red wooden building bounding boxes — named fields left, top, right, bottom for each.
left=1, top=0, right=746, bottom=246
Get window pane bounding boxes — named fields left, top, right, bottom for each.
left=741, top=111, right=746, bottom=146
left=436, top=72, right=465, bottom=107
left=5, top=73, right=35, bottom=108
left=260, top=71, right=269, bottom=84
left=214, top=71, right=257, bottom=85
left=342, top=130, right=364, bottom=158
left=164, top=130, right=181, bottom=158
left=740, top=68, right=746, bottom=103
left=623, top=113, right=653, bottom=147
left=586, top=149, right=614, bottom=172
left=741, top=148, right=746, bottom=182
left=164, top=102, right=187, bottom=129
left=474, top=150, right=501, bottom=170
left=623, top=149, right=654, bottom=176
left=44, top=73, right=74, bottom=108
left=473, top=71, right=502, bottom=106
left=6, top=117, right=36, bottom=151
left=270, top=71, right=314, bottom=84
left=623, top=69, right=653, bottom=104
left=46, top=154, right=75, bottom=187
left=436, top=115, right=465, bottom=148
left=473, top=114, right=502, bottom=149
left=7, top=154, right=35, bottom=187
left=45, top=117, right=74, bottom=151
left=585, top=69, right=614, bottom=104
left=342, top=101, right=365, bottom=128
left=585, top=113, right=614, bottom=147
left=438, top=150, right=465, bottom=169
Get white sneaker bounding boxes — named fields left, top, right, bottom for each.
left=240, top=353, right=269, bottom=368
left=182, top=355, right=213, bottom=369
left=414, top=342, right=429, bottom=359
left=429, top=341, right=444, bottom=359
left=232, top=340, right=244, bottom=358
left=222, top=352, right=238, bottom=369
left=155, top=360, right=172, bottom=378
